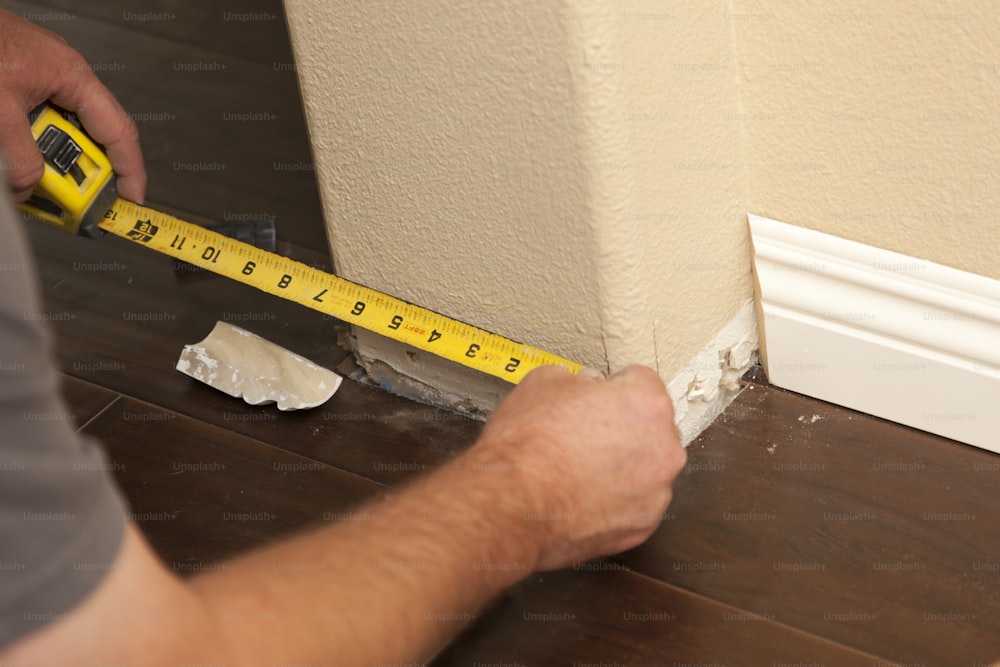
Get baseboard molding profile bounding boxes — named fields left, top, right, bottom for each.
left=749, top=213, right=1000, bottom=454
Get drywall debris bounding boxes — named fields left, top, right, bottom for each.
left=176, top=321, right=342, bottom=410
left=669, top=299, right=759, bottom=444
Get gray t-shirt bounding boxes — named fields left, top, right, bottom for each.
left=0, top=183, right=127, bottom=648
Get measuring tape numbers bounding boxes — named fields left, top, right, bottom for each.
left=19, top=102, right=582, bottom=383
left=97, top=200, right=584, bottom=383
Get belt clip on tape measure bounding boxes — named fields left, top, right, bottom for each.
left=19, top=103, right=118, bottom=238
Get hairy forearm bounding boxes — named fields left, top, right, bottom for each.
left=4, top=365, right=682, bottom=666
left=190, top=441, right=542, bottom=666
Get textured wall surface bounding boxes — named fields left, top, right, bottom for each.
left=617, top=0, right=751, bottom=378
left=284, top=0, right=606, bottom=369
left=286, top=0, right=1000, bottom=437
left=736, top=0, right=1000, bottom=279
left=284, top=0, right=754, bottom=391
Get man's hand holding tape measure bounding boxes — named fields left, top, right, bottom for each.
left=0, top=8, right=145, bottom=203
left=0, top=8, right=686, bottom=665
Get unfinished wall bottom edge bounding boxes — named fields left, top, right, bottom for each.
left=350, top=298, right=759, bottom=446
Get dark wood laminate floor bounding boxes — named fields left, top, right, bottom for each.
left=5, top=1, right=1000, bottom=665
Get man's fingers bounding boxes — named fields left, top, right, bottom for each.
left=6, top=148, right=44, bottom=202
left=0, top=10, right=144, bottom=201
left=606, top=364, right=680, bottom=435
left=0, top=100, right=45, bottom=202
left=50, top=73, right=146, bottom=203
left=576, top=367, right=607, bottom=380
left=607, top=364, right=662, bottom=387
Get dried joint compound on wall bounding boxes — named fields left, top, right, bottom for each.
left=668, top=300, right=758, bottom=444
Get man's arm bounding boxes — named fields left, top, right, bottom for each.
left=0, top=8, right=145, bottom=202
left=3, top=365, right=685, bottom=666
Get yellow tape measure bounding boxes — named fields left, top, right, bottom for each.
left=19, top=103, right=582, bottom=383
left=98, top=201, right=582, bottom=383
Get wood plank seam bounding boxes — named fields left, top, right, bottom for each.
left=77, top=391, right=393, bottom=490
left=72, top=394, right=122, bottom=432
left=618, top=566, right=901, bottom=665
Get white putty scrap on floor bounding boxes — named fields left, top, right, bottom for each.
left=176, top=321, right=342, bottom=411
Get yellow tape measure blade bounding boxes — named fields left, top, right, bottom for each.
left=97, top=200, right=584, bottom=383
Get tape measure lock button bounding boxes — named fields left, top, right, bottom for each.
left=37, top=125, right=83, bottom=176
left=18, top=103, right=116, bottom=237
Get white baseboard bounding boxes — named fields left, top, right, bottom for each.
left=749, top=213, right=1000, bottom=454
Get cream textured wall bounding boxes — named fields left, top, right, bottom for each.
left=617, top=1, right=751, bottom=378
left=284, top=0, right=1000, bottom=436
left=284, top=0, right=754, bottom=406
left=284, top=1, right=606, bottom=371
left=736, top=0, right=1000, bottom=279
